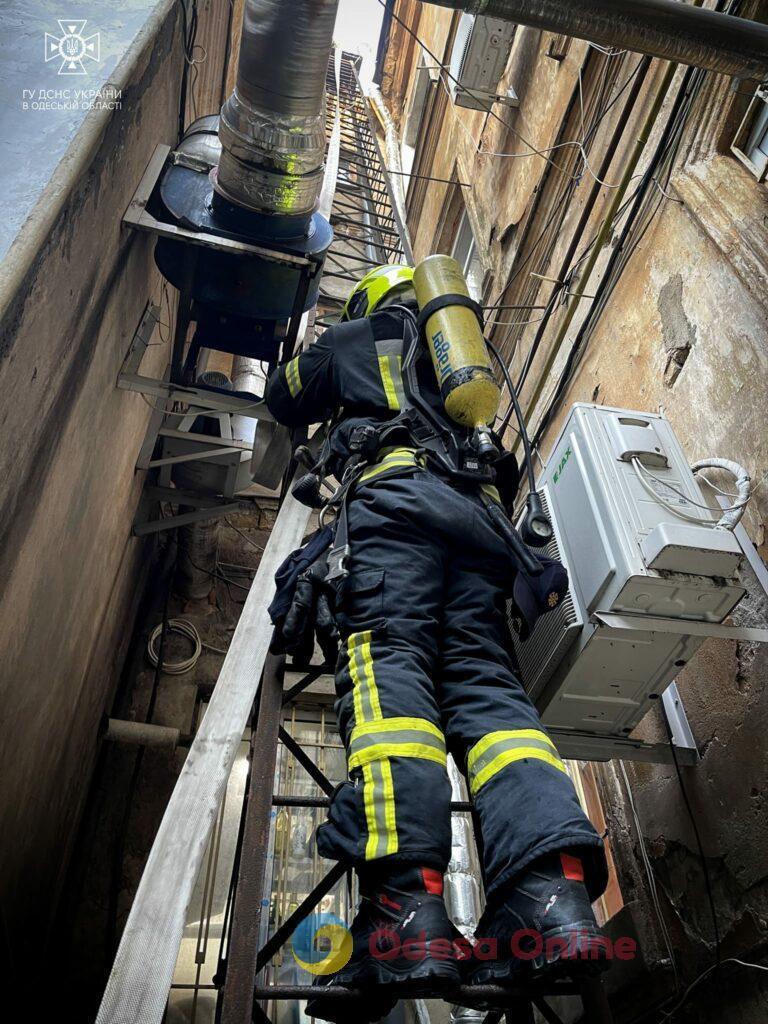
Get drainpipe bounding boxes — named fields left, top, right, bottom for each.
left=424, top=0, right=768, bottom=79
left=231, top=356, right=263, bottom=446
left=216, top=0, right=341, bottom=215
left=367, top=83, right=409, bottom=226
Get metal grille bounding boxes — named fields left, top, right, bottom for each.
left=508, top=486, right=583, bottom=704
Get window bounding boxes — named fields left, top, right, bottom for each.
left=403, top=54, right=437, bottom=148
left=731, top=85, right=768, bottom=181
left=451, top=207, right=485, bottom=301
left=401, top=51, right=439, bottom=176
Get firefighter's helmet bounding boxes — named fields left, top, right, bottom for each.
left=341, top=264, right=415, bottom=322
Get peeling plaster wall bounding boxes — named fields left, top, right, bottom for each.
left=383, top=2, right=768, bottom=1018
left=0, top=0, right=232, bottom=969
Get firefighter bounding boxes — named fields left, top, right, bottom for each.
left=266, top=264, right=608, bottom=1021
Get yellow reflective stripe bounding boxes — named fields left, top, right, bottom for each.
left=359, top=632, right=381, bottom=719
left=378, top=446, right=419, bottom=459
left=470, top=747, right=567, bottom=796
left=481, top=484, right=502, bottom=505
left=350, top=742, right=448, bottom=770
left=381, top=758, right=398, bottom=855
left=347, top=631, right=396, bottom=859
left=348, top=632, right=366, bottom=725
left=284, top=357, right=302, bottom=398
left=359, top=449, right=424, bottom=484
left=378, top=354, right=401, bottom=411
left=347, top=631, right=381, bottom=723
left=350, top=716, right=444, bottom=742
left=467, top=729, right=558, bottom=773
left=362, top=762, right=380, bottom=859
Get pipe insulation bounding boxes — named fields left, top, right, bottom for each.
left=424, top=0, right=768, bottom=79
left=217, top=0, right=341, bottom=214
left=692, top=458, right=752, bottom=531
left=445, top=758, right=485, bottom=1024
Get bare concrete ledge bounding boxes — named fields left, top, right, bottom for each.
left=0, top=0, right=175, bottom=322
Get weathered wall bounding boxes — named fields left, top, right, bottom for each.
left=383, top=1, right=768, bottom=1018
left=0, top=0, right=232, bottom=967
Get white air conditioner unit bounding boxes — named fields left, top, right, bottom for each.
left=448, top=13, right=518, bottom=110
left=510, top=404, right=750, bottom=742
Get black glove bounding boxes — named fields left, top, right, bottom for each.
left=281, top=554, right=339, bottom=666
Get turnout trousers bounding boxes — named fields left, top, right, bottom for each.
left=316, top=466, right=607, bottom=902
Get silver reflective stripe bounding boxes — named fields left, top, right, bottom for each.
left=350, top=728, right=446, bottom=759
left=350, top=639, right=376, bottom=720
left=375, top=337, right=404, bottom=358
left=367, top=760, right=390, bottom=858
left=375, top=337, right=405, bottom=410
left=470, top=734, right=557, bottom=780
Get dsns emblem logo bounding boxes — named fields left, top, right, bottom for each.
left=292, top=912, right=353, bottom=976
left=45, top=20, right=101, bottom=75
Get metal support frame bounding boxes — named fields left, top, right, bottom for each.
left=226, top=708, right=612, bottom=1024
left=117, top=134, right=322, bottom=532
left=219, top=654, right=287, bottom=1024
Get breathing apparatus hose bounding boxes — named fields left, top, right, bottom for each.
left=485, top=338, right=553, bottom=548
left=486, top=338, right=536, bottom=495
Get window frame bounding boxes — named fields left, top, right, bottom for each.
left=730, top=85, right=768, bottom=182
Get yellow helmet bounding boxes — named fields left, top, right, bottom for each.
left=341, top=264, right=415, bottom=322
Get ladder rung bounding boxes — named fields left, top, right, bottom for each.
left=271, top=794, right=474, bottom=812
left=252, top=983, right=581, bottom=1002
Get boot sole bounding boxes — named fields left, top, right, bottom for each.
left=306, top=958, right=461, bottom=1023
left=465, top=922, right=611, bottom=990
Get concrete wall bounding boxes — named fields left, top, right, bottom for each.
left=0, top=0, right=232, bottom=966
left=383, top=2, right=768, bottom=1018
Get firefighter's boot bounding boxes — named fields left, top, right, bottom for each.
left=464, top=852, right=610, bottom=988
left=306, top=866, right=460, bottom=1023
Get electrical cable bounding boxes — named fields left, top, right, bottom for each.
left=377, top=0, right=613, bottom=184
left=529, top=0, right=746, bottom=445
left=663, top=715, right=722, bottom=968
left=480, top=51, right=647, bottom=326
left=486, top=337, right=536, bottom=493
left=223, top=517, right=265, bottom=552
left=657, top=957, right=768, bottom=1022
left=176, top=0, right=199, bottom=139
left=146, top=618, right=229, bottom=675
left=529, top=57, right=703, bottom=445
left=632, top=458, right=750, bottom=527
left=491, top=56, right=651, bottom=402
left=619, top=761, right=681, bottom=993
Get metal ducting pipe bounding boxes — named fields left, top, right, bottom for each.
left=424, top=0, right=768, bottom=79
left=216, top=0, right=341, bottom=215
left=445, top=758, right=485, bottom=1024
left=367, top=82, right=408, bottom=223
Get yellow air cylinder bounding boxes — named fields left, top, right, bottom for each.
left=413, top=255, right=501, bottom=432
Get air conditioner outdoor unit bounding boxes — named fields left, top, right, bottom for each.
left=448, top=13, right=518, bottom=110
left=510, top=404, right=748, bottom=742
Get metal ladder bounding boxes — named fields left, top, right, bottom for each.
left=216, top=654, right=616, bottom=1024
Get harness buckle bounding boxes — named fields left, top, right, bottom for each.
left=326, top=542, right=351, bottom=582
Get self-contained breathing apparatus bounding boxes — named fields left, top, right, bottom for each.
left=289, top=255, right=554, bottom=585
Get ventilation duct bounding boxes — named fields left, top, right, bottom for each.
left=216, top=0, right=341, bottom=216
left=425, top=0, right=768, bottom=79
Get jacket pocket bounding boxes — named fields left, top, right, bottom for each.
left=335, top=568, right=386, bottom=635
